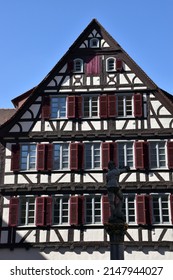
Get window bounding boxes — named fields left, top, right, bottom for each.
left=83, top=96, right=98, bottom=117
left=85, top=195, right=101, bottom=224
left=51, top=97, right=66, bottom=118
left=53, top=196, right=69, bottom=224
left=20, top=144, right=36, bottom=170
left=19, top=197, right=35, bottom=225
left=74, top=59, right=83, bottom=73
left=85, top=143, right=101, bottom=169
left=118, top=142, right=134, bottom=168
left=53, top=144, right=69, bottom=170
left=152, top=194, right=170, bottom=224
left=149, top=141, right=166, bottom=168
left=106, top=58, right=116, bottom=71
left=123, top=195, right=136, bottom=224
left=90, top=38, right=100, bottom=48
left=117, top=95, right=133, bottom=117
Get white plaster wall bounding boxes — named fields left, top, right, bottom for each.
left=4, top=175, right=15, bottom=184
left=32, top=121, right=41, bottom=131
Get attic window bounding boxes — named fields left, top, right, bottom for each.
left=106, top=58, right=116, bottom=71
left=73, top=58, right=83, bottom=73
left=90, top=38, right=100, bottom=48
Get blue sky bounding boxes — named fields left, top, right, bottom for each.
left=0, top=0, right=173, bottom=108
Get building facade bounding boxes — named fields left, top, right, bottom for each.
left=0, top=19, right=173, bottom=260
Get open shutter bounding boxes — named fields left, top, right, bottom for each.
left=99, top=95, right=108, bottom=118
left=46, top=144, right=53, bottom=171
left=36, top=197, right=45, bottom=226
left=11, top=144, right=20, bottom=171
left=116, top=58, right=123, bottom=71
left=135, top=141, right=148, bottom=169
left=42, top=96, right=50, bottom=120
left=170, top=194, right=173, bottom=224
left=111, top=142, right=118, bottom=167
left=37, top=144, right=46, bottom=171
left=136, top=195, right=147, bottom=225
left=86, top=56, right=100, bottom=75
left=45, top=197, right=52, bottom=226
left=102, top=195, right=110, bottom=224
left=9, top=197, right=19, bottom=227
left=145, top=195, right=152, bottom=225
left=70, top=143, right=83, bottom=170
left=108, top=95, right=117, bottom=117
left=67, top=60, right=74, bottom=73
left=167, top=142, right=173, bottom=169
left=134, top=93, right=143, bottom=117
left=102, top=143, right=111, bottom=170
left=70, top=196, right=83, bottom=225
left=67, top=96, right=76, bottom=118
left=76, top=96, right=82, bottom=118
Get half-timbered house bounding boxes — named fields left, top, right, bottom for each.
left=0, top=19, right=173, bottom=260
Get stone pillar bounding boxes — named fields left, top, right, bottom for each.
left=104, top=222, right=128, bottom=260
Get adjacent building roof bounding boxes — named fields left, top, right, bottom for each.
left=0, top=109, right=16, bottom=126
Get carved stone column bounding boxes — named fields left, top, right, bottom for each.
left=104, top=222, right=128, bottom=260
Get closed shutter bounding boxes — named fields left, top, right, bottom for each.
left=70, top=196, right=81, bottom=225
left=170, top=194, right=173, bottom=224
left=134, top=93, right=143, bottom=117
left=108, top=95, right=117, bottom=117
left=36, top=197, right=45, bottom=226
left=46, top=144, right=53, bottom=171
left=67, top=96, right=76, bottom=118
left=37, top=144, right=46, bottom=171
left=9, top=197, right=19, bottom=227
left=45, top=197, right=52, bottom=226
left=135, top=141, right=148, bottom=169
left=86, top=56, right=100, bottom=75
left=42, top=96, right=50, bottom=120
left=167, top=142, right=173, bottom=169
left=11, top=144, right=20, bottom=171
left=136, top=195, right=146, bottom=225
left=99, top=95, right=108, bottom=118
left=116, top=58, right=123, bottom=71
left=67, top=60, right=74, bottom=73
left=102, top=195, right=110, bottom=224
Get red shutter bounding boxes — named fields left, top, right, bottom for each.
left=67, top=96, right=76, bottom=118
left=67, top=60, right=74, bottom=73
left=108, top=95, right=117, bottom=117
left=76, top=96, right=82, bottom=118
left=45, top=197, right=52, bottom=226
left=37, top=144, right=46, bottom=171
left=134, top=93, right=143, bottom=117
left=136, top=195, right=147, bottom=225
left=78, top=143, right=84, bottom=170
left=86, top=56, right=100, bottom=75
left=170, top=194, right=173, bottom=224
left=111, top=142, right=118, bottom=167
left=70, top=143, right=79, bottom=170
left=167, top=142, right=173, bottom=169
left=116, top=58, right=123, bottom=71
left=70, top=196, right=79, bottom=225
left=46, top=144, right=53, bottom=171
left=102, top=195, right=110, bottom=224
left=100, top=95, right=108, bottom=118
left=135, top=141, right=148, bottom=169
left=36, top=197, right=45, bottom=226
left=9, top=197, right=19, bottom=227
left=11, top=144, right=20, bottom=171
left=42, top=96, right=50, bottom=120
left=102, top=142, right=111, bottom=170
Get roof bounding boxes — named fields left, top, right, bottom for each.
left=0, top=109, right=16, bottom=126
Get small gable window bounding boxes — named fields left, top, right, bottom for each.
left=106, top=58, right=116, bottom=72
left=73, top=58, right=83, bottom=73
left=90, top=38, right=100, bottom=48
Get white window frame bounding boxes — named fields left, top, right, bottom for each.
left=83, top=95, right=99, bottom=118
left=19, top=196, right=35, bottom=226
left=53, top=196, right=69, bottom=225
left=90, top=38, right=100, bottom=48
left=53, top=143, right=69, bottom=170
left=123, top=194, right=136, bottom=224
left=149, top=141, right=167, bottom=169
left=20, top=144, right=36, bottom=170
left=50, top=96, right=67, bottom=119
left=85, top=195, right=102, bottom=224
left=84, top=142, right=101, bottom=170
left=117, top=94, right=133, bottom=118
left=151, top=193, right=170, bottom=224
left=73, top=58, right=83, bottom=73
left=106, top=57, right=116, bottom=72
left=117, top=141, right=134, bottom=168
